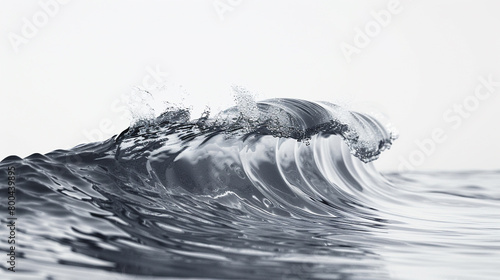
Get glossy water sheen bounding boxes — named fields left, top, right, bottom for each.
left=1, top=99, right=498, bottom=280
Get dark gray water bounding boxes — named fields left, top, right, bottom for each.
left=1, top=99, right=499, bottom=280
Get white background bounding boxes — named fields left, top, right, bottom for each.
left=1, top=0, right=499, bottom=171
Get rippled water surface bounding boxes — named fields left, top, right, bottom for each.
left=1, top=99, right=499, bottom=280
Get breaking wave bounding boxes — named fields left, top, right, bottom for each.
left=2, top=97, right=498, bottom=280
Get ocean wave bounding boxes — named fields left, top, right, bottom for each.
left=1, top=97, right=498, bottom=280
left=109, top=98, right=398, bottom=215
left=0, top=98, right=398, bottom=279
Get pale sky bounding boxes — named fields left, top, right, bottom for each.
left=1, top=0, right=500, bottom=171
